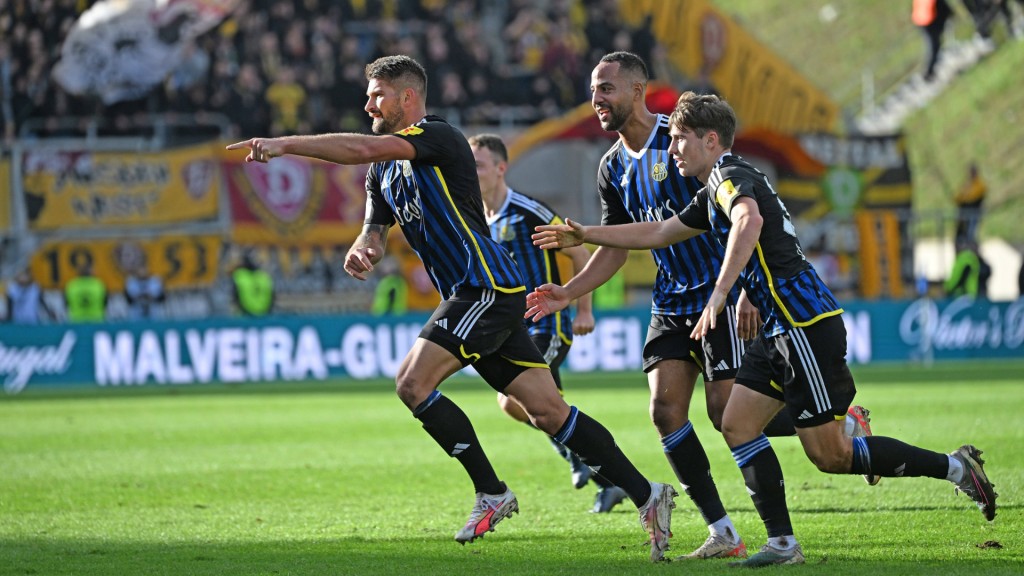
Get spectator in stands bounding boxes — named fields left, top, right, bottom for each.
left=583, top=0, right=620, bottom=62
left=542, top=15, right=587, bottom=107
left=5, top=268, right=52, bottom=324
left=226, top=63, right=269, bottom=139
left=64, top=263, right=107, bottom=323
left=7, top=0, right=669, bottom=139
left=437, top=70, right=469, bottom=110
left=504, top=3, right=548, bottom=76
left=309, top=37, right=338, bottom=95
left=281, top=20, right=309, bottom=66
left=912, top=0, right=953, bottom=82
left=124, top=264, right=166, bottom=320
left=945, top=240, right=991, bottom=298
left=303, top=67, right=331, bottom=134
left=954, top=161, right=987, bottom=246
left=265, top=65, right=306, bottom=136
left=232, top=251, right=275, bottom=316
left=256, top=31, right=283, bottom=83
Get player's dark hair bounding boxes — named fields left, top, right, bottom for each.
left=669, top=91, right=736, bottom=148
left=365, top=55, right=428, bottom=96
left=467, top=133, right=508, bottom=163
left=599, top=51, right=649, bottom=83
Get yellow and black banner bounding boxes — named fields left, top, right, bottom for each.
left=31, top=235, right=222, bottom=291
left=21, top=142, right=220, bottom=230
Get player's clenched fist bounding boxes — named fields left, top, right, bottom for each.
left=344, top=247, right=380, bottom=281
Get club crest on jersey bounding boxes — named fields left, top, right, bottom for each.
left=652, top=162, right=668, bottom=182
left=500, top=224, right=516, bottom=241
left=396, top=125, right=424, bottom=136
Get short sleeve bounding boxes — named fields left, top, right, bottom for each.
left=391, top=121, right=455, bottom=165
left=711, top=175, right=756, bottom=217
left=363, top=166, right=396, bottom=227
left=678, top=188, right=712, bottom=230
left=597, top=161, right=631, bottom=226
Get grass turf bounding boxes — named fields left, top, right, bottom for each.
left=2, top=361, right=1022, bottom=575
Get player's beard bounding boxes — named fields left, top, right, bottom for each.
left=371, top=105, right=405, bottom=134
left=598, top=101, right=630, bottom=132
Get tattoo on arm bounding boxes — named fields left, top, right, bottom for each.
left=356, top=223, right=389, bottom=249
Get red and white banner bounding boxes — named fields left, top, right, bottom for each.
left=222, top=155, right=369, bottom=246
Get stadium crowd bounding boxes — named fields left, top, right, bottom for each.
left=1, top=0, right=666, bottom=143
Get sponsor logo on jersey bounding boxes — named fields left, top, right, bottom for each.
left=395, top=125, right=424, bottom=136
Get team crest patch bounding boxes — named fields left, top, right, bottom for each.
left=181, top=160, right=215, bottom=199
left=652, top=162, right=668, bottom=182
left=396, top=125, right=424, bottom=136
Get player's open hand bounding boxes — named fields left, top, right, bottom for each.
left=226, top=137, right=285, bottom=163
left=735, top=289, right=762, bottom=340
left=532, top=219, right=585, bottom=250
left=690, top=287, right=729, bottom=340
left=344, top=247, right=379, bottom=281
left=525, top=284, right=571, bottom=322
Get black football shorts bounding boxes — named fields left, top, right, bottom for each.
left=734, top=314, right=856, bottom=428
left=420, top=287, right=548, bottom=392
left=642, top=306, right=745, bottom=383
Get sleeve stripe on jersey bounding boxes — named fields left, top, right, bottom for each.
left=510, top=193, right=555, bottom=222
left=434, top=166, right=523, bottom=294
left=754, top=242, right=844, bottom=327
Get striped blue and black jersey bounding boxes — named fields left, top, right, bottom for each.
left=678, top=154, right=843, bottom=337
left=365, top=116, right=524, bottom=299
left=487, top=188, right=574, bottom=342
left=597, top=114, right=730, bottom=315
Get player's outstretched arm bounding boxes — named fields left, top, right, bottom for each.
left=532, top=218, right=586, bottom=250
left=533, top=217, right=701, bottom=251
left=227, top=133, right=416, bottom=165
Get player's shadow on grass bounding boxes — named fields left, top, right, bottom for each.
left=725, top=503, right=1021, bottom=514
left=4, top=532, right=1022, bottom=576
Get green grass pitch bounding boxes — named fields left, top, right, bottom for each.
left=2, top=361, right=1022, bottom=575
